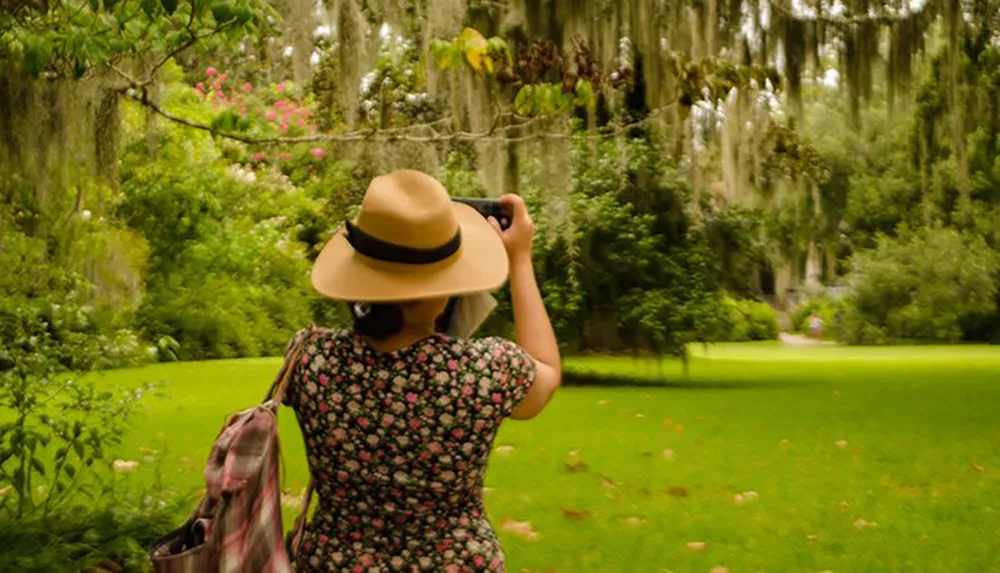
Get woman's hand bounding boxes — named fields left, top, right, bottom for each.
left=489, top=194, right=534, bottom=263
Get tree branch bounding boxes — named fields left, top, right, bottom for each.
left=126, top=90, right=678, bottom=144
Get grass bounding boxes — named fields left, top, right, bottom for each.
left=88, top=343, right=1000, bottom=572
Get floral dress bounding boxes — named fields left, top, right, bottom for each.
left=282, top=328, right=536, bottom=573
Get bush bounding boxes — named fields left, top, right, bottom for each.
left=118, top=127, right=323, bottom=360
left=840, top=226, right=1000, bottom=344
left=718, top=297, right=781, bottom=342
left=0, top=485, right=191, bottom=572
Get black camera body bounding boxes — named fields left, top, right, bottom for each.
left=452, top=198, right=513, bottom=231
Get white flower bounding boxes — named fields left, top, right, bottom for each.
left=313, top=25, right=331, bottom=39
left=283, top=46, right=294, bottom=59
left=112, top=460, right=139, bottom=474
left=80, top=210, right=92, bottom=221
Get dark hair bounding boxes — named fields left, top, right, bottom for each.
left=349, top=302, right=404, bottom=340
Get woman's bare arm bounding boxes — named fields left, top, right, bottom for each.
left=489, top=195, right=562, bottom=420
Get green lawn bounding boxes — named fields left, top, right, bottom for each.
left=91, top=343, right=1000, bottom=572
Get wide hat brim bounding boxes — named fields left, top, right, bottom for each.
left=311, top=203, right=509, bottom=302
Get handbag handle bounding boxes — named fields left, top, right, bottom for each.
left=267, top=327, right=317, bottom=561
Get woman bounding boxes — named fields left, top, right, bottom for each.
left=282, top=169, right=562, bottom=572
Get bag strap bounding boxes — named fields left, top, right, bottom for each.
left=266, top=326, right=317, bottom=561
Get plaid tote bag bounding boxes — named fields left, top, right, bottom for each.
left=150, top=329, right=316, bottom=573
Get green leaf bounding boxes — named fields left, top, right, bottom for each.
left=88, top=0, right=100, bottom=11
left=73, top=58, right=87, bottom=79
left=55, top=447, right=68, bottom=460
left=0, top=448, right=12, bottom=466
left=235, top=4, right=253, bottom=24
left=64, top=463, right=76, bottom=478
left=141, top=0, right=159, bottom=18
left=30, top=457, right=46, bottom=476
left=212, top=1, right=236, bottom=23
left=72, top=421, right=82, bottom=439
left=22, top=37, right=53, bottom=78
left=73, top=441, right=85, bottom=458
left=161, top=0, right=178, bottom=15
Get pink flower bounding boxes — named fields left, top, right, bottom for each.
left=274, top=99, right=288, bottom=108
left=310, top=147, right=325, bottom=159
left=251, top=151, right=266, bottom=163
left=195, top=82, right=205, bottom=90
left=215, top=90, right=224, bottom=99
left=265, top=110, right=278, bottom=122
left=242, top=82, right=253, bottom=93
left=277, top=83, right=286, bottom=92
left=406, top=393, right=418, bottom=403
left=218, top=73, right=228, bottom=82
left=205, top=67, right=217, bottom=77
left=318, top=402, right=328, bottom=413
left=319, top=374, right=329, bottom=386
left=279, top=122, right=289, bottom=132
left=358, top=417, right=370, bottom=428
left=278, top=152, right=292, bottom=160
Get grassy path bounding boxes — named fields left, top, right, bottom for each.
left=91, top=344, right=1000, bottom=572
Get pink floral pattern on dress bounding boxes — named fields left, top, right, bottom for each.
left=283, top=328, right=536, bottom=572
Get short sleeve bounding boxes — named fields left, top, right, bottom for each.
left=479, top=337, right=537, bottom=418
left=279, top=328, right=312, bottom=408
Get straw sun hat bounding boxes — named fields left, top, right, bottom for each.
left=311, top=169, right=510, bottom=302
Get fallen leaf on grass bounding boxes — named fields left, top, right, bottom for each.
left=743, top=490, right=759, bottom=501
left=564, top=459, right=589, bottom=472
left=686, top=541, right=707, bottom=551
left=501, top=518, right=540, bottom=540
left=667, top=486, right=689, bottom=498
left=483, top=487, right=497, bottom=495
left=495, top=445, right=515, bottom=455
left=733, top=493, right=745, bottom=505
left=674, top=424, right=685, bottom=435
left=597, top=400, right=610, bottom=406
left=599, top=476, right=618, bottom=489
left=710, top=567, right=730, bottom=573
left=636, top=413, right=645, bottom=419
left=806, top=534, right=819, bottom=542
left=832, top=390, right=841, bottom=397
left=853, top=517, right=878, bottom=530
left=662, top=448, right=676, bottom=460
left=561, top=507, right=593, bottom=521
left=622, top=516, right=646, bottom=526
left=780, top=438, right=791, bottom=447
left=838, top=500, right=851, bottom=510
left=972, top=463, right=986, bottom=473
left=835, top=440, right=848, bottom=449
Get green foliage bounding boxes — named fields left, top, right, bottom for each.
left=0, top=0, right=274, bottom=80
left=117, top=107, right=322, bottom=359
left=0, top=480, right=191, bottom=572
left=718, top=297, right=781, bottom=342
left=840, top=227, right=1000, bottom=344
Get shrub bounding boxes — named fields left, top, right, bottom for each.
left=0, top=483, right=191, bottom=572
left=840, top=226, right=999, bottom=344
left=718, top=297, right=781, bottom=342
